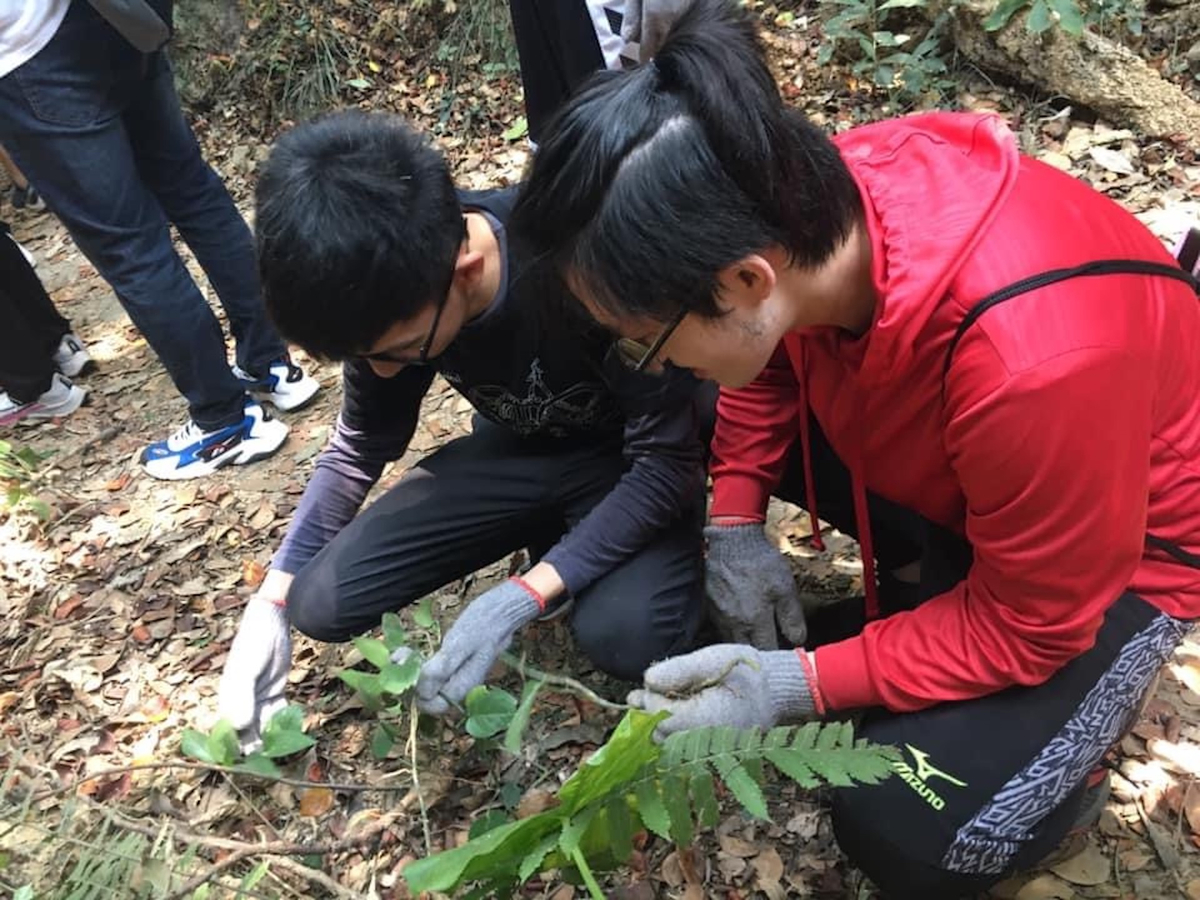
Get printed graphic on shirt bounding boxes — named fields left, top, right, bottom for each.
left=442, top=359, right=610, bottom=437
left=893, top=744, right=967, bottom=812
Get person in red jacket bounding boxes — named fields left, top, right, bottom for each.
left=511, top=1, right=1200, bottom=896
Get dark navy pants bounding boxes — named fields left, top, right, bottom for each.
left=0, top=1, right=285, bottom=429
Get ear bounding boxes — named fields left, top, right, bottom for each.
left=715, top=254, right=776, bottom=313
left=453, top=243, right=487, bottom=287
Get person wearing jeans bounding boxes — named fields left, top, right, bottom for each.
left=0, top=222, right=90, bottom=424
left=0, top=0, right=318, bottom=478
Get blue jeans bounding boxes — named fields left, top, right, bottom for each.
left=0, top=1, right=286, bottom=430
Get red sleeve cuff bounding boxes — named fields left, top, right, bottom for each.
left=814, top=638, right=884, bottom=710
left=709, top=473, right=773, bottom=521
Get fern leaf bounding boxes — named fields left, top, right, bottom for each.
left=662, top=772, right=694, bottom=847
left=634, top=778, right=671, bottom=840
left=762, top=747, right=820, bottom=789
left=816, top=719, right=853, bottom=751
left=710, top=755, right=769, bottom=820
left=788, top=721, right=823, bottom=751
left=688, top=767, right=719, bottom=828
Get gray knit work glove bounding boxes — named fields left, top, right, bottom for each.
left=705, top=523, right=807, bottom=650
left=628, top=644, right=818, bottom=740
left=416, top=578, right=543, bottom=715
left=620, top=0, right=692, bottom=61
left=217, top=597, right=292, bottom=750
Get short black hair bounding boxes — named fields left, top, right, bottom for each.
left=511, top=0, right=861, bottom=323
left=255, top=110, right=462, bottom=359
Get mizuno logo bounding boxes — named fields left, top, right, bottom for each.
left=892, top=745, right=967, bottom=812
left=905, top=745, right=968, bottom=787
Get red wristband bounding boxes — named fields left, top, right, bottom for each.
left=509, top=575, right=547, bottom=612
left=795, top=648, right=827, bottom=717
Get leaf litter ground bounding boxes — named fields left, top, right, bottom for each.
left=1, top=8, right=1200, bottom=899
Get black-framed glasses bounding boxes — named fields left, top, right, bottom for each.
left=359, top=219, right=467, bottom=366
left=613, top=306, right=688, bottom=373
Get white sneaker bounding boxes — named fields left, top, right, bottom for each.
left=232, top=355, right=319, bottom=412
left=139, top=401, right=289, bottom=480
left=52, top=332, right=93, bottom=378
left=0, top=373, right=86, bottom=426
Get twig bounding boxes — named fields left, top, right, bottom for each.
left=499, top=651, right=628, bottom=711
left=221, top=770, right=278, bottom=838
left=165, top=845, right=257, bottom=900
left=23, top=759, right=392, bottom=804
left=409, top=695, right=433, bottom=855
left=31, top=425, right=122, bottom=487
left=271, top=854, right=366, bottom=900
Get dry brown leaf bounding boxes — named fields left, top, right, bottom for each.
left=1015, top=873, right=1076, bottom=900
left=242, top=558, right=266, bottom=588
left=1185, top=878, right=1200, bottom=900
left=298, top=786, right=335, bottom=817
left=105, top=472, right=131, bottom=492
left=517, top=787, right=558, bottom=819
left=1048, top=841, right=1109, bottom=885
left=131, top=624, right=152, bottom=643
left=718, top=834, right=759, bottom=858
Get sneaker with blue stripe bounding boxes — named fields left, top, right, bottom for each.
left=140, top=401, right=289, bottom=480
left=232, top=356, right=319, bottom=412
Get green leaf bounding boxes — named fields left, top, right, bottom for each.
left=503, top=679, right=543, bottom=755
left=234, top=754, right=282, bottom=779
left=558, top=806, right=597, bottom=857
left=662, top=772, right=693, bottom=846
left=711, top=755, right=769, bottom=820
left=604, top=796, right=635, bottom=863
left=379, top=653, right=421, bottom=695
left=206, top=720, right=240, bottom=767
left=762, top=747, right=820, bottom=789
left=689, top=767, right=719, bottom=829
left=502, top=116, right=529, bottom=141
left=180, top=729, right=216, bottom=764
left=412, top=597, right=436, bottom=630
left=371, top=724, right=395, bottom=759
left=345, top=77, right=372, bottom=89
left=465, top=685, right=518, bottom=739
left=468, top=809, right=510, bottom=839
left=14, top=885, right=33, bottom=900
left=878, top=0, right=927, bottom=8
left=260, top=706, right=315, bottom=758
left=381, top=613, right=408, bottom=651
left=518, top=832, right=559, bottom=883
left=353, top=636, right=392, bottom=670
left=559, top=711, right=665, bottom=815
left=1026, top=0, right=1052, bottom=31
left=404, top=813, right=560, bottom=892
left=239, top=859, right=269, bottom=892
left=339, top=669, right=385, bottom=710
left=1045, top=0, right=1084, bottom=33
left=633, top=778, right=670, bottom=839
left=983, top=0, right=1030, bottom=29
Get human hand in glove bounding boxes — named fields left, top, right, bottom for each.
left=621, top=0, right=692, bottom=61
left=705, top=523, right=807, bottom=650
left=217, top=569, right=294, bottom=750
left=628, top=643, right=822, bottom=739
left=416, top=577, right=546, bottom=715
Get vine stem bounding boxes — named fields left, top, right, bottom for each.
left=409, top=694, right=433, bottom=856
left=571, top=846, right=607, bottom=899
left=498, top=651, right=628, bottom=711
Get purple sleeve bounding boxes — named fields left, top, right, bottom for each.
left=541, top=368, right=706, bottom=594
left=272, top=362, right=435, bottom=574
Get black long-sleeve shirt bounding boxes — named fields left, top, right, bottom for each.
left=274, top=187, right=705, bottom=594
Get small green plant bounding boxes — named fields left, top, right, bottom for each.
left=403, top=711, right=899, bottom=897
left=0, top=440, right=51, bottom=519
left=818, top=0, right=954, bottom=102
left=983, top=0, right=1143, bottom=37
left=180, top=705, right=315, bottom=778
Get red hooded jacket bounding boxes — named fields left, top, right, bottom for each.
left=709, top=112, right=1200, bottom=713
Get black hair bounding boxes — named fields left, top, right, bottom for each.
left=511, top=0, right=861, bottom=322
left=254, top=110, right=462, bottom=359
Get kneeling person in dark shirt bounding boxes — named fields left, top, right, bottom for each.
left=217, top=110, right=708, bottom=740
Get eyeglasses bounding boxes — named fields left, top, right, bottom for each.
left=359, top=219, right=467, bottom=366
left=613, top=306, right=688, bottom=373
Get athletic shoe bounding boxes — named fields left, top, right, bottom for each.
left=9, top=184, right=45, bottom=212
left=232, top=356, right=319, bottom=412
left=140, top=401, right=289, bottom=480
left=0, top=373, right=86, bottom=426
left=52, top=332, right=94, bottom=378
